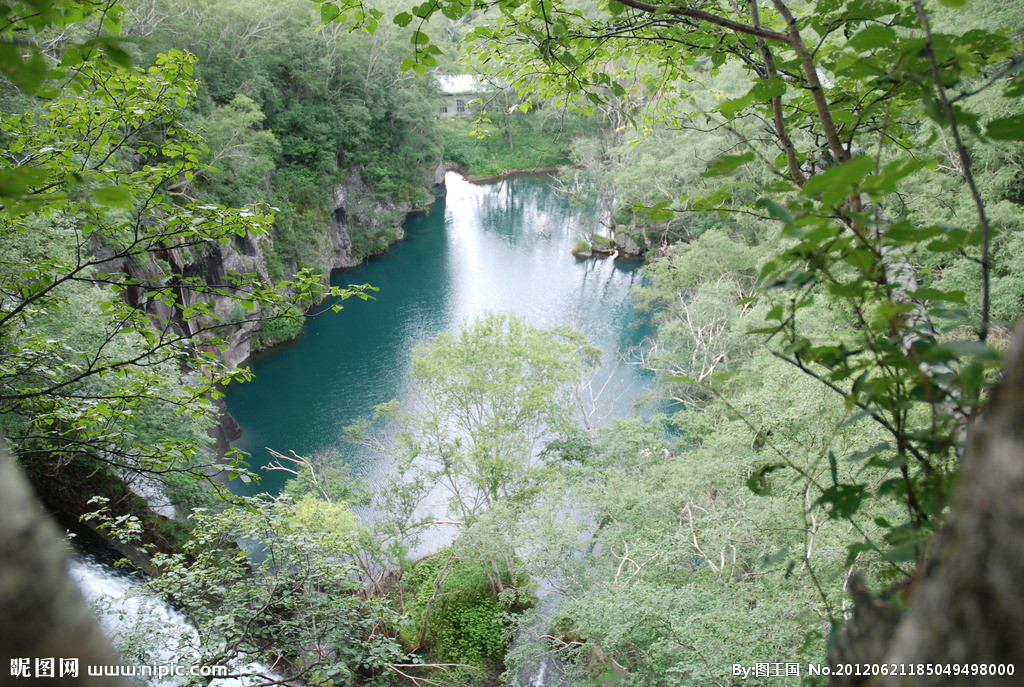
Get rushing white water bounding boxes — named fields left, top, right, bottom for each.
left=68, top=554, right=274, bottom=687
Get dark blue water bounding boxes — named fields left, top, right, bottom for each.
left=224, top=173, right=651, bottom=495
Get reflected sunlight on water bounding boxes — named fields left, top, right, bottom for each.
left=224, top=172, right=652, bottom=495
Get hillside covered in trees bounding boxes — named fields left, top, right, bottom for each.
left=2, top=0, right=1024, bottom=685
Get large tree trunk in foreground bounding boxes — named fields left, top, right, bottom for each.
left=831, top=322, right=1024, bottom=685
left=0, top=448, right=127, bottom=687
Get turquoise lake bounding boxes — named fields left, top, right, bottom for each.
left=223, top=172, right=653, bottom=495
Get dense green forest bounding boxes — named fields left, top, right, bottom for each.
left=2, top=0, right=1024, bottom=685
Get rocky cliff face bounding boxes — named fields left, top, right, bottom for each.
left=123, top=162, right=445, bottom=372
left=324, top=166, right=417, bottom=267
left=325, top=181, right=363, bottom=271
left=181, top=235, right=275, bottom=371
left=72, top=166, right=446, bottom=538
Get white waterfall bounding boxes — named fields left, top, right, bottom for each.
left=68, top=554, right=277, bottom=687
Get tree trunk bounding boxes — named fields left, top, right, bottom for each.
left=0, top=448, right=128, bottom=687
left=829, top=320, right=1024, bottom=685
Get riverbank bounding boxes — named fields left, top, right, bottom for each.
left=223, top=171, right=653, bottom=496
left=465, top=165, right=563, bottom=183
left=438, top=113, right=596, bottom=182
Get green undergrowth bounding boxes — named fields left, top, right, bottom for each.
left=350, top=217, right=405, bottom=260
left=402, top=550, right=531, bottom=675
left=440, top=109, right=594, bottom=177
left=251, top=309, right=304, bottom=351
left=24, top=452, right=197, bottom=558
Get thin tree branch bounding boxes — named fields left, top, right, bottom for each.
left=613, top=0, right=789, bottom=42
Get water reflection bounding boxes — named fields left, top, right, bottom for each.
left=224, top=172, right=651, bottom=495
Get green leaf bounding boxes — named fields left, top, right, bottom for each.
left=747, top=463, right=786, bottom=496
left=816, top=484, right=868, bottom=519
left=847, top=25, right=896, bottom=51
left=844, top=442, right=891, bottom=463
left=93, top=185, right=134, bottom=208
left=103, top=43, right=133, bottom=69
left=845, top=541, right=873, bottom=566
left=393, top=11, right=413, bottom=26
left=102, top=12, right=121, bottom=35
left=749, top=77, right=785, bottom=101
left=920, top=341, right=1000, bottom=364
left=61, top=47, right=84, bottom=67
left=921, top=96, right=946, bottom=126
left=320, top=2, right=340, bottom=22
left=866, top=158, right=928, bottom=194
left=926, top=226, right=981, bottom=251
left=803, top=156, right=875, bottom=208
left=908, top=287, right=965, bottom=303
left=634, top=200, right=674, bottom=222
left=0, top=166, right=49, bottom=197
left=1003, top=75, right=1024, bottom=99
left=719, top=92, right=753, bottom=119
left=985, top=115, right=1024, bottom=140
left=703, top=152, right=755, bottom=177
left=0, top=47, right=48, bottom=95
left=881, top=223, right=947, bottom=244
left=755, top=197, right=795, bottom=224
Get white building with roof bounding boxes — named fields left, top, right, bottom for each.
left=436, top=74, right=488, bottom=117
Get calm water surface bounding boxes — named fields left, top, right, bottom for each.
left=224, top=173, right=652, bottom=495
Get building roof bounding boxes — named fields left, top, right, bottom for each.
left=436, top=74, right=485, bottom=95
